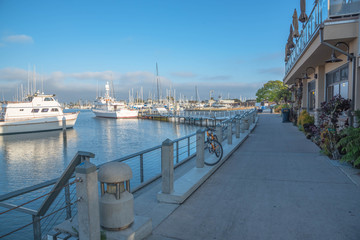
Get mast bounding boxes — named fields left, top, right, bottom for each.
left=156, top=62, right=160, bottom=103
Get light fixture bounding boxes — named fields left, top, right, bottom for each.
left=303, top=67, right=317, bottom=79
left=325, top=42, right=350, bottom=63
left=325, top=51, right=343, bottom=63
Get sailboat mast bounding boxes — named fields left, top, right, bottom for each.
left=156, top=63, right=160, bottom=103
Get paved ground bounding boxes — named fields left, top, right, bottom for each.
left=147, top=114, right=360, bottom=240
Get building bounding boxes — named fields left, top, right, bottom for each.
left=284, top=0, right=360, bottom=126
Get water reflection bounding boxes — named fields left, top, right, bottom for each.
left=0, top=130, right=78, bottom=193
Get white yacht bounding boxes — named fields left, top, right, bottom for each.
left=92, top=82, right=138, bottom=118
left=0, top=92, right=79, bottom=135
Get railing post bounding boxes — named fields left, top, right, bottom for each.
left=76, top=161, right=100, bottom=240
left=236, top=118, right=240, bottom=138
left=140, top=154, right=144, bottom=183
left=32, top=215, right=41, bottom=240
left=188, top=137, right=191, bottom=156
left=196, top=130, right=205, bottom=168
left=176, top=141, right=179, bottom=163
left=161, top=139, right=174, bottom=194
left=64, top=182, right=71, bottom=219
left=227, top=122, right=232, bottom=145
left=216, top=124, right=223, bottom=143
left=244, top=116, right=250, bottom=131
left=240, top=118, right=245, bottom=134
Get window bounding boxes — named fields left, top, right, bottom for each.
left=51, top=108, right=59, bottom=112
left=326, top=63, right=349, bottom=101
left=41, top=108, right=49, bottom=112
left=44, top=97, right=54, bottom=101
left=19, top=109, right=24, bottom=111
left=308, top=80, right=316, bottom=111
left=31, top=109, right=39, bottom=113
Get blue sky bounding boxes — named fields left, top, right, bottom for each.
left=0, top=0, right=311, bottom=103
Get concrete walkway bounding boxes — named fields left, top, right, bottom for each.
left=147, top=114, right=360, bottom=240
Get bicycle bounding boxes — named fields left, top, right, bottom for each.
left=204, top=127, right=223, bottom=166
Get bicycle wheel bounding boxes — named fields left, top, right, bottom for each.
left=204, top=139, right=223, bottom=166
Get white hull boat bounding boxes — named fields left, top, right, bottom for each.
left=92, top=82, right=139, bottom=119
left=0, top=92, right=79, bottom=135
left=92, top=108, right=138, bottom=118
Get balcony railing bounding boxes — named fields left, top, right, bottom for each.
left=285, top=0, right=360, bottom=77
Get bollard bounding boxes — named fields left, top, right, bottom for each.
left=227, top=122, right=232, bottom=145
left=196, top=129, right=205, bottom=168
left=98, top=162, right=134, bottom=230
left=216, top=124, right=223, bottom=143
left=76, top=161, right=100, bottom=240
left=161, top=139, right=174, bottom=194
left=236, top=119, right=240, bottom=138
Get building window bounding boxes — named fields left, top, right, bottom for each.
left=308, top=80, right=315, bottom=111
left=326, top=63, right=349, bottom=101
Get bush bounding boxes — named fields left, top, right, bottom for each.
left=274, top=104, right=290, bottom=113
left=337, top=110, right=360, bottom=167
left=297, top=110, right=314, bottom=131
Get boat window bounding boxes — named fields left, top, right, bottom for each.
left=31, top=109, right=39, bottom=113
left=41, top=108, right=49, bottom=112
left=44, top=97, right=52, bottom=101
left=51, top=108, right=59, bottom=112
left=19, top=109, right=24, bottom=111
left=25, top=97, right=33, bottom=102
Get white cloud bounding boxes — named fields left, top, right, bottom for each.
left=0, top=68, right=260, bottom=102
left=171, top=72, right=197, bottom=78
left=4, top=34, right=34, bottom=44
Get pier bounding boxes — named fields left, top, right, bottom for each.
left=138, top=109, right=246, bottom=127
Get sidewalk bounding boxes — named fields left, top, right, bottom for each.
left=146, top=114, right=360, bottom=240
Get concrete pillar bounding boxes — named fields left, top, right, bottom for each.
left=301, top=79, right=308, bottom=110
left=196, top=130, right=205, bottom=168
left=240, top=118, right=245, bottom=133
left=216, top=124, right=223, bottom=143
left=161, top=139, right=174, bottom=194
left=244, top=117, right=250, bottom=130
left=235, top=119, right=240, bottom=138
left=315, top=66, right=325, bottom=126
left=227, top=122, right=232, bottom=145
left=76, top=161, right=100, bottom=240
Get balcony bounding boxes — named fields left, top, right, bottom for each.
left=284, top=0, right=360, bottom=78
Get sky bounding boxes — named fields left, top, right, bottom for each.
left=0, top=0, right=313, bottom=103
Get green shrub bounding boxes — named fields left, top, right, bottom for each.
left=337, top=110, right=360, bottom=167
left=297, top=110, right=314, bottom=131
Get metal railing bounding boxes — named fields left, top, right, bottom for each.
left=0, top=134, right=198, bottom=239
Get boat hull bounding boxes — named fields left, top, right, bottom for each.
left=92, top=109, right=138, bottom=119
left=0, top=112, right=79, bottom=135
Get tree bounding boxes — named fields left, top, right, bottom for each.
left=256, top=80, right=291, bottom=104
